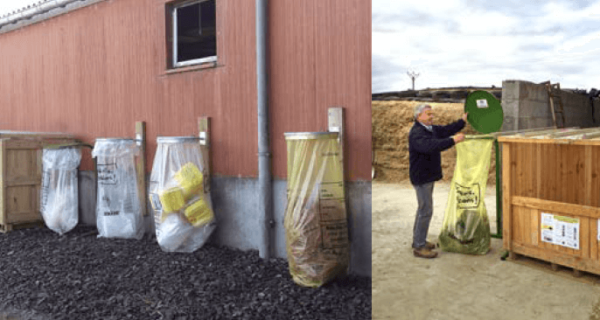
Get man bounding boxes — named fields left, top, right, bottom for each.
left=409, top=104, right=467, bottom=258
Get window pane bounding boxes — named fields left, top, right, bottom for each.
left=176, top=0, right=216, bottom=64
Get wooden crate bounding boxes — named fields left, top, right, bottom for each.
left=0, top=134, right=78, bottom=233
left=499, top=128, right=600, bottom=275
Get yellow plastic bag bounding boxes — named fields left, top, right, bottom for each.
left=439, top=139, right=493, bottom=255
left=174, top=162, right=204, bottom=200
left=284, top=133, right=349, bottom=287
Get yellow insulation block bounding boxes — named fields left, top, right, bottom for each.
left=159, top=187, right=186, bottom=215
left=184, top=199, right=214, bottom=227
left=174, top=163, right=204, bottom=199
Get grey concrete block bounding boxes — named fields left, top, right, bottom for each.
left=78, top=170, right=96, bottom=226
left=501, top=100, right=519, bottom=118
left=501, top=116, right=518, bottom=132
left=502, top=80, right=520, bottom=101
left=519, top=82, right=549, bottom=102
left=210, top=177, right=261, bottom=252
left=347, top=181, right=372, bottom=276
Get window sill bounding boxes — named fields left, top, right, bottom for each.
left=162, top=61, right=220, bottom=76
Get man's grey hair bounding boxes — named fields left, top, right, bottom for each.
left=414, top=104, right=432, bottom=120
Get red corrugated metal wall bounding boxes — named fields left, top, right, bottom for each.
left=269, top=0, right=372, bottom=180
left=0, top=0, right=371, bottom=181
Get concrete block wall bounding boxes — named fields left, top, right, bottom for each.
left=78, top=171, right=372, bottom=277
left=501, top=80, right=599, bottom=131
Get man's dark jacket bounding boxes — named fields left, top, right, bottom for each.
left=408, top=119, right=465, bottom=185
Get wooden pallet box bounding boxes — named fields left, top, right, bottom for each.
left=499, top=129, right=600, bottom=275
left=0, top=133, right=78, bottom=233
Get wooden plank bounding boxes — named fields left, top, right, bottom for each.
left=135, top=121, right=147, bottom=216
left=0, top=131, right=76, bottom=140
left=593, top=146, right=600, bottom=207
left=6, top=212, right=42, bottom=224
left=502, top=142, right=512, bottom=250
left=536, top=144, right=542, bottom=199
left=581, top=217, right=590, bottom=259
left=586, top=145, right=593, bottom=206
left=5, top=180, right=42, bottom=187
left=198, top=117, right=211, bottom=193
left=531, top=209, right=539, bottom=246
left=512, top=243, right=600, bottom=276
left=512, top=196, right=600, bottom=219
left=511, top=206, right=526, bottom=245
left=591, top=215, right=598, bottom=261
left=497, top=137, right=600, bottom=146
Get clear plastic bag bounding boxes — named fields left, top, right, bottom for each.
left=284, top=133, right=350, bottom=287
left=439, top=139, right=493, bottom=255
left=92, top=139, right=144, bottom=239
left=149, top=137, right=215, bottom=252
left=40, top=147, right=82, bottom=235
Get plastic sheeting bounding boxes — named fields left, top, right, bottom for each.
left=149, top=137, right=215, bottom=253
left=40, top=147, right=81, bottom=235
left=284, top=133, right=349, bottom=287
left=92, top=139, right=144, bottom=240
left=439, top=139, right=493, bottom=255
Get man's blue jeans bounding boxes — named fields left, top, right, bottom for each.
left=412, top=182, right=434, bottom=249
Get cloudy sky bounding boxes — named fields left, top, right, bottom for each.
left=373, top=0, right=600, bottom=93
left=0, top=0, right=39, bottom=16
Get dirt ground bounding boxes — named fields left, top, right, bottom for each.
left=372, top=181, right=600, bottom=320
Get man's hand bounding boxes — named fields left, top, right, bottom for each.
left=453, top=133, right=465, bottom=144
left=462, top=112, right=468, bottom=122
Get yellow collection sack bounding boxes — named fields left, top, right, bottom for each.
left=284, top=133, right=349, bottom=287
left=439, top=139, right=493, bottom=255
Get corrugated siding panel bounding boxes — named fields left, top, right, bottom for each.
left=269, top=0, right=372, bottom=181
left=0, top=0, right=370, bottom=180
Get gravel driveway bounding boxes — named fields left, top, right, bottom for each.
left=0, top=226, right=371, bottom=320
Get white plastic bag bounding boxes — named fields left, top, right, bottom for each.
left=40, top=147, right=81, bottom=235
left=92, top=139, right=144, bottom=239
left=149, top=137, right=215, bottom=252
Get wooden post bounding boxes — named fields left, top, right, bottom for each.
left=502, top=142, right=512, bottom=252
left=198, top=117, right=211, bottom=193
left=135, top=121, right=147, bottom=216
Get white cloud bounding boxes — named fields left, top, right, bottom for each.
left=0, top=0, right=39, bottom=16
left=372, top=0, right=600, bottom=92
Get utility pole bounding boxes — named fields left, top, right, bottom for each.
left=407, top=71, right=419, bottom=90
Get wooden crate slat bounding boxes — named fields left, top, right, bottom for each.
left=512, top=196, right=600, bottom=219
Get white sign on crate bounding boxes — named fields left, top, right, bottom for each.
left=541, top=213, right=579, bottom=250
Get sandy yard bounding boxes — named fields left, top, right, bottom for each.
left=372, top=181, right=600, bottom=320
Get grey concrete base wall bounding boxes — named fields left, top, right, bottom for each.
left=77, top=171, right=372, bottom=277
left=501, top=80, right=599, bottom=131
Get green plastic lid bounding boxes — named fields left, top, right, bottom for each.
left=464, top=90, right=504, bottom=134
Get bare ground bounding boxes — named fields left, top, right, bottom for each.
left=372, top=181, right=600, bottom=320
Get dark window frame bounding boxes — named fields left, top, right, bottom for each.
left=166, top=0, right=217, bottom=69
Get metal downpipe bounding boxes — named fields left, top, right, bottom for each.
left=256, top=0, right=272, bottom=259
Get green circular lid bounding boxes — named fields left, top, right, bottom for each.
left=464, top=90, right=504, bottom=134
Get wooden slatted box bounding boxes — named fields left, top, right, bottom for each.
left=0, top=132, right=77, bottom=233
left=499, top=128, right=600, bottom=275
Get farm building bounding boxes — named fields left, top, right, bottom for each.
left=0, top=0, right=371, bottom=276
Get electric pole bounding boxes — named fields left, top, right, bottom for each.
left=407, top=71, right=419, bottom=90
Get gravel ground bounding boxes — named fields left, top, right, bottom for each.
left=0, top=226, right=371, bottom=320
